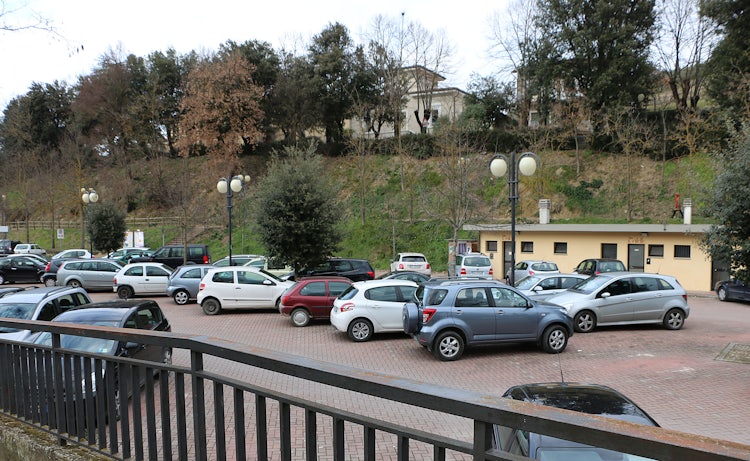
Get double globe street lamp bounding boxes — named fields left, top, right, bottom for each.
left=80, top=187, right=99, bottom=253
left=490, top=151, right=540, bottom=286
left=217, top=174, right=250, bottom=266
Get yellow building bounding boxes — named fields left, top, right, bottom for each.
left=464, top=222, right=718, bottom=292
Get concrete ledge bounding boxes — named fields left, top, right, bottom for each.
left=0, top=414, right=107, bottom=461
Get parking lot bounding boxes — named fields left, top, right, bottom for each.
left=76, top=288, right=750, bottom=449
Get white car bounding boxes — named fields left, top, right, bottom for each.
left=330, top=279, right=418, bottom=342
left=13, top=243, right=46, bottom=256
left=113, top=262, right=173, bottom=298
left=52, top=248, right=92, bottom=260
left=389, top=252, right=431, bottom=276
left=197, top=266, right=293, bottom=315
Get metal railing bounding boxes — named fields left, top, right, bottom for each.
left=1, top=317, right=749, bottom=461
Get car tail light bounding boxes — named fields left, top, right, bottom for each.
left=682, top=294, right=687, bottom=302
left=398, top=263, right=405, bottom=270
left=199, top=282, right=206, bottom=291
left=422, top=308, right=437, bottom=323
left=203, top=255, right=209, bottom=264
left=460, top=267, right=467, bottom=275
left=281, top=295, right=290, bottom=305
left=426, top=263, right=430, bottom=270
left=367, top=271, right=375, bottom=279
left=45, top=262, right=51, bottom=272
left=529, top=270, right=535, bottom=276
left=339, top=302, right=355, bottom=312
left=113, top=277, right=118, bottom=284
left=488, top=267, right=493, bottom=275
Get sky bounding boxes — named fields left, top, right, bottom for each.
left=0, top=0, right=511, bottom=111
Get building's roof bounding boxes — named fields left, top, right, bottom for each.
left=464, top=223, right=713, bottom=234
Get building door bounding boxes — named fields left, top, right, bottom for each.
left=628, top=244, right=645, bottom=272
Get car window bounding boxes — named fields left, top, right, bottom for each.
left=533, top=262, right=558, bottom=271
left=539, top=278, right=558, bottom=290
left=560, top=277, right=583, bottom=288
left=657, top=278, right=675, bottom=290
left=455, top=288, right=489, bottom=307
left=211, top=270, right=234, bottom=283
left=465, top=256, right=489, bottom=267
left=181, top=268, right=203, bottom=279
left=188, top=247, right=205, bottom=258
left=146, top=266, right=170, bottom=277
left=631, top=276, right=659, bottom=293
left=366, top=286, right=400, bottom=302
left=421, top=288, right=447, bottom=306
left=603, top=279, right=631, bottom=297
left=490, top=287, right=529, bottom=307
left=124, top=266, right=144, bottom=276
left=329, top=282, right=351, bottom=296
left=37, top=302, right=58, bottom=321
left=300, top=282, right=326, bottom=296
left=400, top=286, right=417, bottom=301
left=170, top=247, right=184, bottom=258
left=99, top=262, right=120, bottom=272
left=237, top=271, right=266, bottom=285
left=402, top=255, right=426, bottom=263
left=332, top=260, right=353, bottom=271
left=338, top=286, right=358, bottom=300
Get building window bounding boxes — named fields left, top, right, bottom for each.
left=486, top=240, right=498, bottom=252
left=554, top=242, right=567, bottom=254
left=521, top=241, right=534, bottom=253
left=601, top=243, right=617, bottom=259
left=674, top=245, right=691, bottom=258
left=648, top=244, right=664, bottom=257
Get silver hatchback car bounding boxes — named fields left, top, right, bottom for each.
left=546, top=272, right=689, bottom=333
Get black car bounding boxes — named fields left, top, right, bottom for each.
left=715, top=279, right=750, bottom=302
left=130, top=244, right=210, bottom=269
left=296, top=258, right=375, bottom=282
left=31, top=299, right=172, bottom=427
left=0, top=255, right=45, bottom=284
left=0, top=239, right=21, bottom=255
left=493, top=382, right=659, bottom=459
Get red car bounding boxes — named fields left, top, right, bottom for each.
left=279, top=276, right=353, bottom=327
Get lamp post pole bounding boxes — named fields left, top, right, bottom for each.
left=217, top=174, right=250, bottom=266
left=80, top=188, right=99, bottom=254
left=490, top=151, right=540, bottom=286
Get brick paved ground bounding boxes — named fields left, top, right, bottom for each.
left=83, top=289, right=750, bottom=458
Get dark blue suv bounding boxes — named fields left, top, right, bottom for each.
left=403, top=279, right=574, bottom=361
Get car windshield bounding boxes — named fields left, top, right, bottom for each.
left=533, top=262, right=558, bottom=271
left=569, top=276, right=609, bottom=294
left=515, top=276, right=542, bottom=289
left=34, top=321, right=119, bottom=354
left=258, top=268, right=283, bottom=281
left=0, top=303, right=37, bottom=332
left=464, top=256, right=490, bottom=267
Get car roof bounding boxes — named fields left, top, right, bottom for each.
left=503, top=382, right=659, bottom=426
left=352, top=279, right=417, bottom=287
left=298, top=276, right=352, bottom=282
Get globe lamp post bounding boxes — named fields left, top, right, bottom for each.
left=217, top=174, right=250, bottom=266
left=490, top=152, right=540, bottom=286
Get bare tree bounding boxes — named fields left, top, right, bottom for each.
left=654, top=0, right=714, bottom=113
left=488, top=0, right=540, bottom=128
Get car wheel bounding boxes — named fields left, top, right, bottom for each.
left=291, top=308, right=311, bottom=327
left=573, top=310, right=597, bottom=333
left=347, top=318, right=374, bottom=342
left=173, top=289, right=190, bottom=305
left=541, top=325, right=569, bottom=353
left=402, top=302, right=420, bottom=334
left=67, top=279, right=82, bottom=288
left=44, top=277, right=56, bottom=287
left=433, top=330, right=464, bottom=361
left=117, top=286, right=133, bottom=299
left=202, top=298, right=222, bottom=315
left=663, top=308, right=685, bottom=330
left=717, top=287, right=728, bottom=302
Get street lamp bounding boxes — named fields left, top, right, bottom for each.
left=490, top=151, right=540, bottom=286
left=217, top=174, right=250, bottom=266
left=81, top=187, right=99, bottom=253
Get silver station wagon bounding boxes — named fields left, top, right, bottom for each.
left=546, top=272, right=689, bottom=333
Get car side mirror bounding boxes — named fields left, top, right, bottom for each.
left=263, top=279, right=273, bottom=286
left=532, top=286, right=544, bottom=292
left=600, top=292, right=611, bottom=299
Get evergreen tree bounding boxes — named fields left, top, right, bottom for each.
left=253, top=143, right=342, bottom=273
left=87, top=202, right=127, bottom=255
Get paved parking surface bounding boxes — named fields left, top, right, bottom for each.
left=77, top=288, right=750, bottom=450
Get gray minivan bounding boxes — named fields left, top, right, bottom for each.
left=453, top=252, right=494, bottom=279
left=55, top=259, right=124, bottom=291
